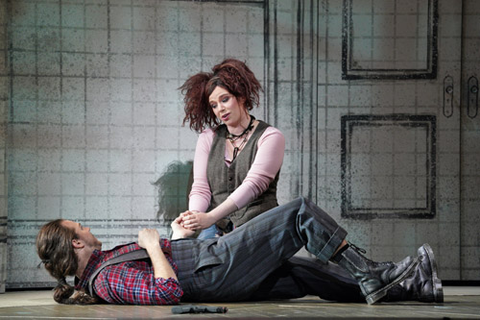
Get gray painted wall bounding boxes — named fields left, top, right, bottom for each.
left=1, top=0, right=479, bottom=291
left=0, top=0, right=7, bottom=293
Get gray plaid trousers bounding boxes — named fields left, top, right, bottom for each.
left=171, top=197, right=348, bottom=302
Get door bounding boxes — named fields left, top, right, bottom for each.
left=339, top=0, right=462, bottom=280
left=266, top=0, right=467, bottom=279
left=460, top=0, right=480, bottom=280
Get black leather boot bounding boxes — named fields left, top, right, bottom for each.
left=383, top=243, right=444, bottom=303
left=333, top=244, right=418, bottom=304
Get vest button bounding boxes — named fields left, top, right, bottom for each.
left=228, top=177, right=233, bottom=181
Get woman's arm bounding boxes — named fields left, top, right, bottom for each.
left=228, top=127, right=285, bottom=209
left=171, top=216, right=196, bottom=240
left=181, top=198, right=238, bottom=230
left=187, top=129, right=215, bottom=213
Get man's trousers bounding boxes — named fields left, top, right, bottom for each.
left=171, top=197, right=355, bottom=302
left=250, top=256, right=364, bottom=302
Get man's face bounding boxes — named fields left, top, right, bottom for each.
left=62, top=220, right=102, bottom=251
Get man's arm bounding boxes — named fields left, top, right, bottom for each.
left=93, top=230, right=183, bottom=305
left=171, top=216, right=196, bottom=240
left=94, top=262, right=183, bottom=305
left=138, top=229, right=177, bottom=280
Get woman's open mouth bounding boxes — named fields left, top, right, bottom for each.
left=221, top=113, right=230, bottom=121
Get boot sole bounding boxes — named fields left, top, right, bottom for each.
left=365, top=257, right=419, bottom=305
left=418, top=243, right=444, bottom=303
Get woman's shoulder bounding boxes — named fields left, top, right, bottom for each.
left=256, top=119, right=281, bottom=132
left=199, top=127, right=217, bottom=138
left=257, top=124, right=285, bottom=147
left=201, top=125, right=227, bottom=136
left=197, top=127, right=218, bottom=146
left=200, top=127, right=215, bottom=135
left=259, top=123, right=284, bottom=137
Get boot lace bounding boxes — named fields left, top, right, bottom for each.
left=349, top=243, right=392, bottom=266
left=349, top=243, right=367, bottom=254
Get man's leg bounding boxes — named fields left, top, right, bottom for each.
left=175, top=197, right=418, bottom=304
left=250, top=256, right=364, bottom=302
left=382, top=244, right=443, bottom=303
left=250, top=244, right=443, bottom=304
left=174, top=197, right=346, bottom=302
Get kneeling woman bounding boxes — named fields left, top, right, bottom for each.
left=178, top=59, right=285, bottom=239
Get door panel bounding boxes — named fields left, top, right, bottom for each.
left=338, top=0, right=462, bottom=279
left=266, top=0, right=464, bottom=279
left=460, top=0, right=480, bottom=280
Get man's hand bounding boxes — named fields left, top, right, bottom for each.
left=137, top=228, right=177, bottom=280
left=180, top=211, right=215, bottom=230
left=171, top=216, right=196, bottom=240
left=138, top=228, right=160, bottom=251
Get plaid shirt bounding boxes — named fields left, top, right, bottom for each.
left=75, top=240, right=183, bottom=305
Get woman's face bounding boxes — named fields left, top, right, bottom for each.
left=209, top=86, right=246, bottom=128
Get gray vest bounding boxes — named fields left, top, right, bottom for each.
left=207, top=120, right=279, bottom=228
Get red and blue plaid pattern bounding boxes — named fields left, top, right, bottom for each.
left=76, top=241, right=183, bottom=305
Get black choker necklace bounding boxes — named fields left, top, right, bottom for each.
left=226, top=115, right=255, bottom=140
left=226, top=115, right=256, bottom=161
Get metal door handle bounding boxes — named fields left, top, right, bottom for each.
left=467, top=76, right=478, bottom=119
left=443, top=76, right=454, bottom=118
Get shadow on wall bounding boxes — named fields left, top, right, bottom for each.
left=153, top=161, right=194, bottom=227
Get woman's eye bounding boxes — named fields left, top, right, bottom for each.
left=222, top=97, right=229, bottom=103
left=210, top=104, right=217, bottom=109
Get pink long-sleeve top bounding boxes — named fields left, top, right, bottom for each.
left=188, top=126, right=285, bottom=213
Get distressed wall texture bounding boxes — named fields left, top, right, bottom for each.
left=2, top=0, right=479, bottom=291
left=460, top=0, right=480, bottom=280
left=0, top=1, right=7, bottom=293
left=5, top=0, right=265, bottom=289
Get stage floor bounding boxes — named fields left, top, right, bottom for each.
left=1, top=287, right=479, bottom=319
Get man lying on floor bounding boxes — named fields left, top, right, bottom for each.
left=36, top=197, right=443, bottom=305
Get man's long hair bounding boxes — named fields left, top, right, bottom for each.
left=36, top=219, right=98, bottom=304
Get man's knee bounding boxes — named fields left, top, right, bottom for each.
left=293, top=196, right=309, bottom=206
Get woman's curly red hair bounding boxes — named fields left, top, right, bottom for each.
left=180, top=59, right=262, bottom=133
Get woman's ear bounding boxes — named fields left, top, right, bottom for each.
left=238, top=96, right=248, bottom=110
